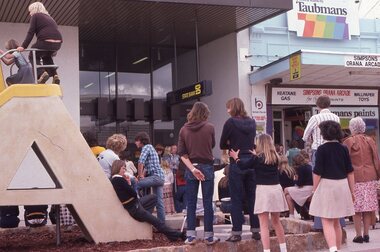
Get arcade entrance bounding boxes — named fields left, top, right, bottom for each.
left=272, top=106, right=311, bottom=150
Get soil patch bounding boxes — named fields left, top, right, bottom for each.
left=0, top=226, right=182, bottom=251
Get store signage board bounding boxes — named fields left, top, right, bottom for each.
left=290, top=54, right=301, bottom=80
left=312, top=107, right=378, bottom=119
left=287, top=0, right=360, bottom=40
left=166, top=80, right=212, bottom=105
left=344, top=55, right=380, bottom=68
left=272, top=87, right=378, bottom=106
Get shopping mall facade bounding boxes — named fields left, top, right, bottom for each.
left=3, top=0, right=378, bottom=159
left=0, top=0, right=292, bottom=157
left=249, top=1, right=380, bottom=150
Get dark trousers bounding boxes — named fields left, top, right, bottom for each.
left=0, top=206, right=20, bottom=228
left=229, top=161, right=260, bottom=235
left=126, top=194, right=182, bottom=241
left=174, top=185, right=187, bottom=213
left=29, top=40, right=61, bottom=78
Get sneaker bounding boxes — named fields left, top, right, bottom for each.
left=184, top=236, right=196, bottom=245
left=37, top=71, right=49, bottom=84
left=52, top=75, right=60, bottom=84
left=352, top=236, right=363, bottom=243
left=252, top=232, right=261, bottom=241
left=363, top=235, right=369, bottom=243
left=226, top=234, right=241, bottom=242
left=204, top=236, right=220, bottom=245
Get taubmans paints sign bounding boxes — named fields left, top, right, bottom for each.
left=287, top=0, right=360, bottom=40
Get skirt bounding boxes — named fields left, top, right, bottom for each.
left=60, top=205, right=75, bottom=226
left=309, top=178, right=354, bottom=218
left=353, top=180, right=379, bottom=212
left=254, top=184, right=289, bottom=214
left=287, top=185, right=313, bottom=207
left=163, top=183, right=175, bottom=214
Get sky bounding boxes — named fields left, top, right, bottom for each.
left=358, top=0, right=380, bottom=19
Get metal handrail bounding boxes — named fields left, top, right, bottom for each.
left=0, top=48, right=59, bottom=83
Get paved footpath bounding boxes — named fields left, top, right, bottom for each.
left=318, top=222, right=380, bottom=252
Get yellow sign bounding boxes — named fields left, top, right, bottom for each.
left=181, top=83, right=201, bottom=100
left=290, top=54, right=301, bottom=80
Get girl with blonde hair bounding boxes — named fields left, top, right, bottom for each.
left=278, top=155, right=295, bottom=190
left=161, top=160, right=175, bottom=214
left=230, top=134, right=288, bottom=252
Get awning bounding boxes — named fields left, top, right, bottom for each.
left=250, top=50, right=380, bottom=87
left=0, top=0, right=292, bottom=47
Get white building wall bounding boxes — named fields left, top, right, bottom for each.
left=0, top=22, right=79, bottom=188
left=200, top=31, right=251, bottom=158
left=250, top=14, right=380, bottom=68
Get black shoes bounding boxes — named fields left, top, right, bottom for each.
left=363, top=235, right=369, bottom=243
left=353, top=235, right=370, bottom=243
left=252, top=232, right=261, bottom=240
left=226, top=235, right=241, bottom=242
left=353, top=236, right=363, bottom=243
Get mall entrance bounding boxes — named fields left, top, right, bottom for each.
left=272, top=106, right=311, bottom=150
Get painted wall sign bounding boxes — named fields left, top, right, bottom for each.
left=344, top=55, right=380, bottom=68
left=287, top=0, right=360, bottom=40
left=251, top=85, right=267, bottom=133
left=271, top=87, right=378, bottom=106
left=290, top=54, right=301, bottom=80
left=312, top=107, right=379, bottom=119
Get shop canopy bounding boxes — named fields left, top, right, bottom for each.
left=0, top=0, right=292, bottom=47
left=249, top=50, right=380, bottom=87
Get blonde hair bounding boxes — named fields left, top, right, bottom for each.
left=226, top=97, right=247, bottom=117
left=187, top=102, right=210, bottom=122
left=161, top=160, right=170, bottom=171
left=106, top=134, right=127, bottom=154
left=29, top=2, right=49, bottom=16
left=255, top=134, right=279, bottom=165
left=278, top=155, right=295, bottom=178
left=163, top=146, right=171, bottom=156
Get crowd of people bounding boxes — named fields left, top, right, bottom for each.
left=0, top=95, right=379, bottom=252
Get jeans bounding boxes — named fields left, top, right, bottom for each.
left=229, top=159, right=260, bottom=235
left=185, top=163, right=214, bottom=238
left=311, top=149, right=346, bottom=229
left=136, top=175, right=165, bottom=223
left=125, top=194, right=182, bottom=241
left=174, top=185, right=187, bottom=213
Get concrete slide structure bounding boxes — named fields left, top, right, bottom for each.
left=0, top=69, right=151, bottom=243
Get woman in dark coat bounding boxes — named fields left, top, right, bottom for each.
left=220, top=97, right=260, bottom=242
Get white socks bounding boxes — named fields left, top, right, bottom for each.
left=264, top=250, right=270, bottom=252
left=280, top=243, right=287, bottom=252
left=329, top=246, right=338, bottom=252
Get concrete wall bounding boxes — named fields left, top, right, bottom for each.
left=199, top=32, right=240, bottom=158
left=0, top=22, right=79, bottom=188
